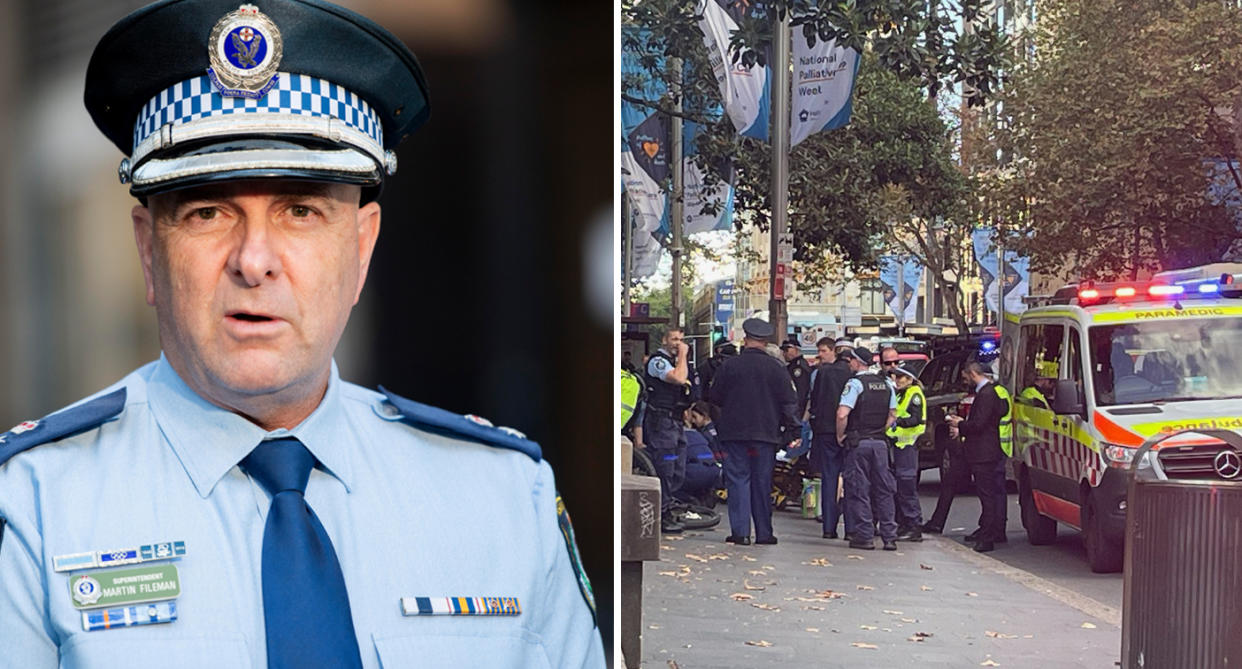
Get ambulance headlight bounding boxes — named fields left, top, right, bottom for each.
left=1103, top=443, right=1151, bottom=469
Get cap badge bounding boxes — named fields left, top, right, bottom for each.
left=206, top=4, right=283, bottom=99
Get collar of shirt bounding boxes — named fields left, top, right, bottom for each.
left=146, top=353, right=355, bottom=498
left=975, top=377, right=990, bottom=392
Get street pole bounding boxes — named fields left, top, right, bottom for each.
left=670, top=58, right=685, bottom=329
left=767, top=10, right=790, bottom=342
left=997, top=234, right=1006, bottom=331
left=622, top=190, right=633, bottom=318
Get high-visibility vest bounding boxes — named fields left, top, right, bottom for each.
left=996, top=384, right=1013, bottom=458
left=886, top=385, right=927, bottom=449
left=1019, top=386, right=1049, bottom=410
left=620, top=369, right=641, bottom=427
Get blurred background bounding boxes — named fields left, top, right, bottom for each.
left=0, top=0, right=614, bottom=658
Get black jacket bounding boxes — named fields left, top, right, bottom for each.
left=787, top=356, right=813, bottom=417
left=710, top=347, right=799, bottom=445
left=959, top=381, right=1008, bottom=463
left=809, top=360, right=851, bottom=432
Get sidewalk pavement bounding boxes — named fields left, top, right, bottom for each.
left=640, top=510, right=1121, bottom=668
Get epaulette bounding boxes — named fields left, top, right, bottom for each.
left=377, top=386, right=541, bottom=462
left=0, top=388, right=127, bottom=467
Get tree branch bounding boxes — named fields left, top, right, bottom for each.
left=620, top=93, right=719, bottom=125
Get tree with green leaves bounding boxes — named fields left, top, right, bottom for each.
left=972, top=0, right=1242, bottom=279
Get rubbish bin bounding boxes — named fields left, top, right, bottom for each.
left=1121, top=429, right=1242, bottom=669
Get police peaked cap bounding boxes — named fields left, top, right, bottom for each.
left=85, top=0, right=431, bottom=197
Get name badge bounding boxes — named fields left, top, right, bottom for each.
left=70, top=564, right=181, bottom=610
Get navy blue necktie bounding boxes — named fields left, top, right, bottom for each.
left=242, top=438, right=362, bottom=669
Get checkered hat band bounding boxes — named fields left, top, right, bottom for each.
left=132, top=73, right=383, bottom=153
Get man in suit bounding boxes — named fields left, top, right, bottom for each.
left=946, top=361, right=1010, bottom=553
left=808, top=337, right=853, bottom=539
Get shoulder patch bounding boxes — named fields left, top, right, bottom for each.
left=377, top=386, right=541, bottom=462
left=0, top=388, right=127, bottom=467
left=557, top=494, right=596, bottom=625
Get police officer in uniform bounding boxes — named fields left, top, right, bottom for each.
left=780, top=339, right=813, bottom=418
left=836, top=347, right=900, bottom=550
left=809, top=336, right=852, bottom=539
left=886, top=365, right=927, bottom=541
left=709, top=318, right=800, bottom=545
left=644, top=328, right=693, bottom=533
left=697, top=339, right=737, bottom=398
left=0, top=2, right=604, bottom=666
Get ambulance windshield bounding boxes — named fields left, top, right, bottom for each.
left=1089, top=318, right=1242, bottom=406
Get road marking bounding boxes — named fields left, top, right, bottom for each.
left=930, top=536, right=1122, bottom=628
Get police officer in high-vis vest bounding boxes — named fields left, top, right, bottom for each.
left=644, top=328, right=694, bottom=533
left=835, top=347, right=899, bottom=551
left=0, top=2, right=603, bottom=666
left=885, top=365, right=926, bottom=541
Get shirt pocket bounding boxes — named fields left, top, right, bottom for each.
left=373, top=632, right=550, bottom=669
left=59, top=632, right=249, bottom=668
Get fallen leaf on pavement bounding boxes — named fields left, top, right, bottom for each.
left=920, top=585, right=934, bottom=591
left=804, top=558, right=833, bottom=567
left=859, top=625, right=877, bottom=630
left=748, top=570, right=767, bottom=576
left=901, top=617, right=918, bottom=623
left=1023, top=635, right=1034, bottom=639
left=808, top=590, right=845, bottom=599
left=966, top=592, right=979, bottom=597
left=741, top=556, right=757, bottom=562
left=848, top=555, right=865, bottom=560
left=648, top=624, right=660, bottom=629
left=664, top=535, right=684, bottom=541
left=657, top=571, right=677, bottom=577
left=981, top=660, right=1001, bottom=667
left=851, top=642, right=879, bottom=649
left=743, top=580, right=766, bottom=591
left=985, top=631, right=1018, bottom=639
left=913, top=631, right=933, bottom=638
left=744, top=640, right=773, bottom=647
left=920, top=563, right=934, bottom=570
left=661, top=545, right=673, bottom=550
left=857, top=585, right=875, bottom=591
left=685, top=554, right=708, bottom=563
left=751, top=603, right=780, bottom=611
left=806, top=628, right=819, bottom=633
left=761, top=564, right=776, bottom=570
left=730, top=593, right=754, bottom=601
left=1081, top=622, right=1097, bottom=629
left=805, top=605, right=825, bottom=611
left=907, top=635, right=926, bottom=643
left=708, top=553, right=730, bottom=560
left=883, top=610, right=904, bottom=615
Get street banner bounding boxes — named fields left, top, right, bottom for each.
left=697, top=0, right=771, bottom=141
left=630, top=220, right=663, bottom=278
left=972, top=228, right=1029, bottom=318
left=621, top=27, right=671, bottom=239
left=880, top=255, right=921, bottom=324
left=680, top=120, right=735, bottom=234
left=790, top=34, right=859, bottom=147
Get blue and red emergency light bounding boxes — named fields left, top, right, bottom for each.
left=1073, top=272, right=1237, bottom=305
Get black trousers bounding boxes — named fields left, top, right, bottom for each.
left=926, top=447, right=971, bottom=529
left=969, top=460, right=1005, bottom=541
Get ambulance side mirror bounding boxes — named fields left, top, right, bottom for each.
left=1052, top=379, right=1085, bottom=416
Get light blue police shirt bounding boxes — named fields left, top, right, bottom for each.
left=646, top=348, right=676, bottom=382
left=838, top=370, right=899, bottom=410
left=0, top=355, right=604, bottom=668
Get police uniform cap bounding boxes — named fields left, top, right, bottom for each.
left=741, top=317, right=773, bottom=339
left=85, top=0, right=431, bottom=198
left=890, top=365, right=919, bottom=381
left=779, top=339, right=799, bottom=350
left=850, top=346, right=875, bottom=365
left=834, top=337, right=854, bottom=349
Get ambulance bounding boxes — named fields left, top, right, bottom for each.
left=1000, top=263, right=1242, bottom=572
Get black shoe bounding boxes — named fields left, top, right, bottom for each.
left=822, top=531, right=839, bottom=539
left=725, top=535, right=751, bottom=545
left=755, top=536, right=778, bottom=545
left=995, top=533, right=1008, bottom=544
left=965, top=530, right=983, bottom=542
left=661, top=514, right=684, bottom=534
left=844, top=533, right=857, bottom=543
left=974, top=541, right=995, bottom=553
left=848, top=539, right=876, bottom=550
left=882, top=540, right=897, bottom=551
left=921, top=523, right=944, bottom=534
left=896, top=528, right=923, bottom=542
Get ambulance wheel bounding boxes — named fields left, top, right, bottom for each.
left=632, top=448, right=658, bottom=478
left=1082, top=491, right=1123, bottom=573
left=1019, top=470, right=1057, bottom=545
